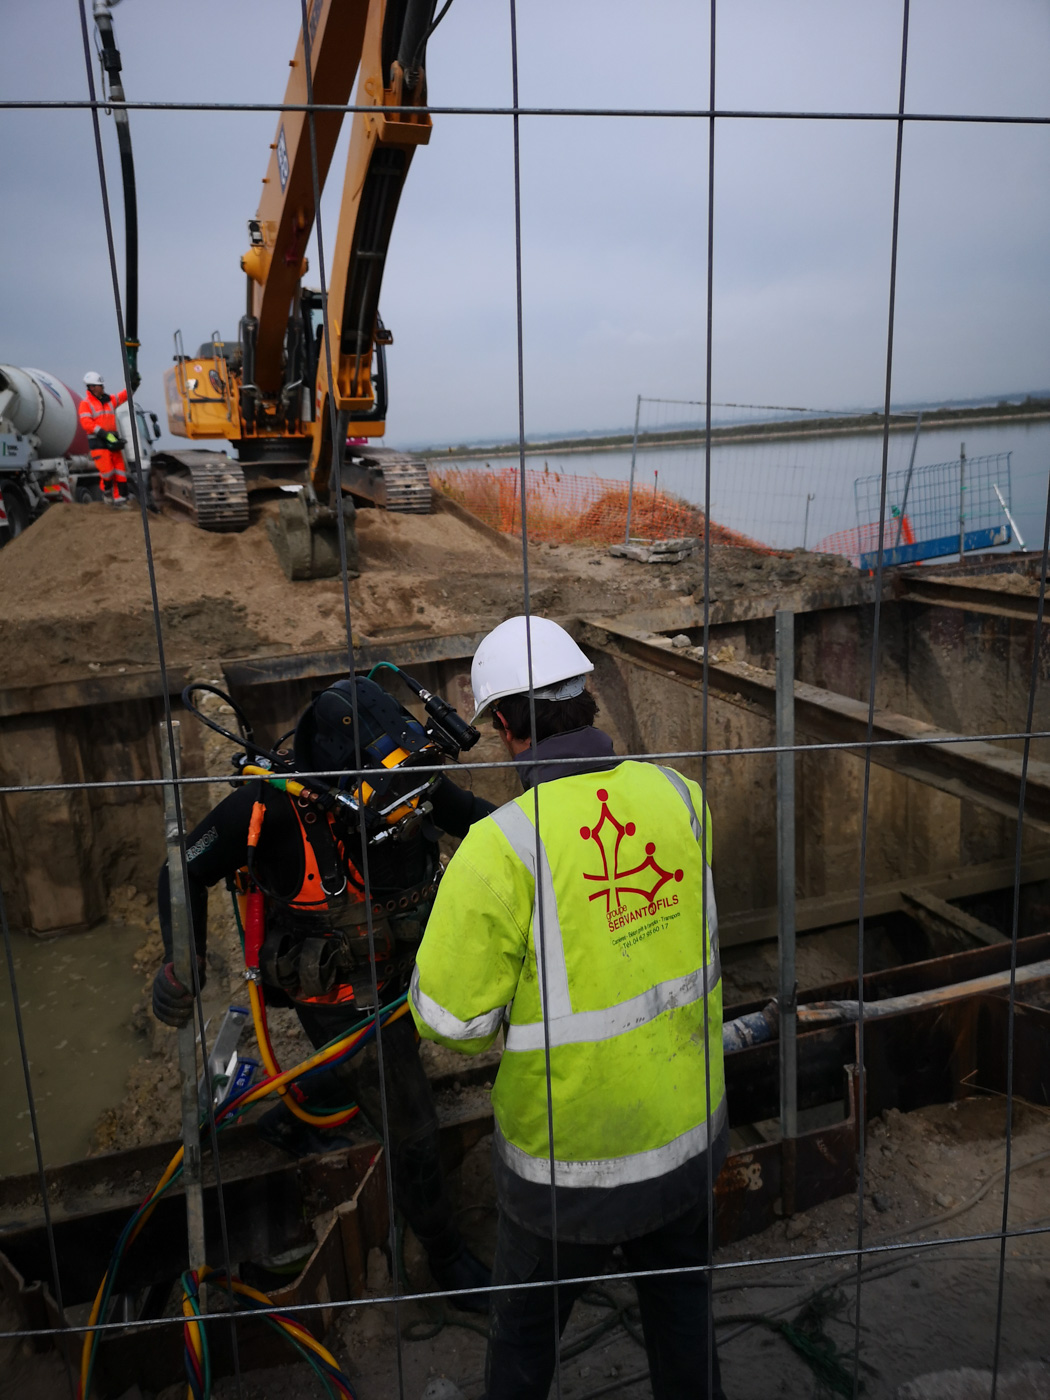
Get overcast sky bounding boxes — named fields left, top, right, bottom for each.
left=3, top=0, right=1048, bottom=447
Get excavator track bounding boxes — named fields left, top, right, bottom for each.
left=153, top=451, right=250, bottom=532
left=342, top=449, right=432, bottom=513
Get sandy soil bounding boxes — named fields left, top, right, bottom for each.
left=0, top=493, right=858, bottom=689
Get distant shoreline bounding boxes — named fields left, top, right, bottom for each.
left=418, top=399, right=1050, bottom=461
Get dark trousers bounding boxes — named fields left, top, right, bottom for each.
left=294, top=1004, right=456, bottom=1258
left=486, top=1206, right=726, bottom=1400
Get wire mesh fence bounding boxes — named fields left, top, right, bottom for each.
left=434, top=401, right=950, bottom=553
left=1, top=1, right=1049, bottom=1399
left=853, top=450, right=1013, bottom=568
left=621, top=397, right=925, bottom=551
left=816, top=450, right=1015, bottom=568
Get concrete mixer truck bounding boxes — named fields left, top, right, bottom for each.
left=0, top=365, right=160, bottom=544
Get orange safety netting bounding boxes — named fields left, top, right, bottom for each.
left=813, top=516, right=914, bottom=567
left=430, top=464, right=772, bottom=551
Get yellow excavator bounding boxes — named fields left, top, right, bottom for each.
left=153, top=0, right=443, bottom=578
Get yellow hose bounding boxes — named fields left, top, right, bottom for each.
left=248, top=980, right=361, bottom=1127
left=79, top=1002, right=409, bottom=1397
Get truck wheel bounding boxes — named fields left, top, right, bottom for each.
left=75, top=482, right=105, bottom=503
left=0, top=484, right=31, bottom=546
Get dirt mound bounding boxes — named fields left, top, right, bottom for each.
left=0, top=497, right=539, bottom=687
left=0, top=493, right=859, bottom=690
left=357, top=493, right=519, bottom=570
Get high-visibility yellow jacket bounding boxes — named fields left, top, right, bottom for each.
left=411, top=759, right=725, bottom=1193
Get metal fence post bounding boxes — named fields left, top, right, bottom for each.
left=776, top=611, right=798, bottom=1154
left=624, top=393, right=642, bottom=543
left=802, top=492, right=815, bottom=550
left=958, top=441, right=967, bottom=562
left=159, top=721, right=207, bottom=1280
left=894, top=411, right=922, bottom=549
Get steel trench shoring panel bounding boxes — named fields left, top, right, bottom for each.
left=725, top=931, right=1050, bottom=1021
left=718, top=979, right=1050, bottom=1239
left=894, top=572, right=1046, bottom=623
left=720, top=854, right=1050, bottom=949
left=583, top=619, right=1050, bottom=832
left=0, top=1106, right=492, bottom=1396
left=1, top=982, right=1048, bottom=1386
left=0, top=633, right=485, bottom=722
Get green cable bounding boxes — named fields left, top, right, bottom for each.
left=367, top=661, right=402, bottom=681
left=204, top=1277, right=340, bottom=1400
left=396, top=1215, right=488, bottom=1343
left=180, top=1270, right=212, bottom=1400
left=312, top=990, right=410, bottom=1053
left=86, top=997, right=398, bottom=1397
left=83, top=1164, right=187, bottom=1398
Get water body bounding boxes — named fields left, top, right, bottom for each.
left=443, top=419, right=1050, bottom=554
left=0, top=924, right=148, bottom=1176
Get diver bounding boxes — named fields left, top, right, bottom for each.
left=152, top=675, right=495, bottom=1309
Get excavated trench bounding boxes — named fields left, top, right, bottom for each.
left=1, top=504, right=1050, bottom=1396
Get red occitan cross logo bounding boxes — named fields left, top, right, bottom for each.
left=581, top=787, right=683, bottom=911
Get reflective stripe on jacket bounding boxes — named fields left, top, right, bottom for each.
left=92, top=449, right=127, bottom=483
left=411, top=758, right=724, bottom=1190
left=77, top=387, right=127, bottom=437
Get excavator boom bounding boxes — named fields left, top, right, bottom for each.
left=158, top=0, right=438, bottom=566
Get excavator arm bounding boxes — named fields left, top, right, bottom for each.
left=160, top=0, right=438, bottom=566
left=306, top=0, right=435, bottom=499
left=240, top=0, right=434, bottom=480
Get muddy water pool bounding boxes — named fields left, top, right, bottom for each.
left=0, top=924, right=148, bottom=1175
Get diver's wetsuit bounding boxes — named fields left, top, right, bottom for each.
left=158, top=773, right=494, bottom=1273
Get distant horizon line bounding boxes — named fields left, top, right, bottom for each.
left=395, top=388, right=1050, bottom=454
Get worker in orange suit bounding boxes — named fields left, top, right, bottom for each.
left=78, top=371, right=128, bottom=503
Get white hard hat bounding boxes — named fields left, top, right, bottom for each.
left=470, top=616, right=594, bottom=724
left=83, top=370, right=104, bottom=386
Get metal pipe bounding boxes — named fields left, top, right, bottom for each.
left=994, top=482, right=1025, bottom=550
left=159, top=722, right=207, bottom=1279
left=775, top=611, right=797, bottom=1140
left=721, top=957, right=1050, bottom=1048
left=624, top=393, right=642, bottom=543
left=797, top=956, right=1050, bottom=1025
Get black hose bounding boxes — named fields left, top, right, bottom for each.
left=179, top=683, right=294, bottom=775
left=94, top=6, right=140, bottom=390
left=395, top=0, right=439, bottom=86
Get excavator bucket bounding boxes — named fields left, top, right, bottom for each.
left=266, top=493, right=360, bottom=582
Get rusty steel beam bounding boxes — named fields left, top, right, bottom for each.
left=0, top=633, right=485, bottom=721
left=720, top=853, right=1050, bottom=947
left=0, top=666, right=193, bottom=720
left=583, top=618, right=1050, bottom=833
left=901, top=887, right=1006, bottom=947
left=221, top=630, right=486, bottom=689
left=895, top=572, right=1043, bottom=623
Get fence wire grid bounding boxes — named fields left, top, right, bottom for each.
left=1, top=3, right=1049, bottom=1400
left=851, top=451, right=1014, bottom=568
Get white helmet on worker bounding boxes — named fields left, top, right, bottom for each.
left=83, top=371, right=104, bottom=387
left=470, top=616, right=593, bottom=724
